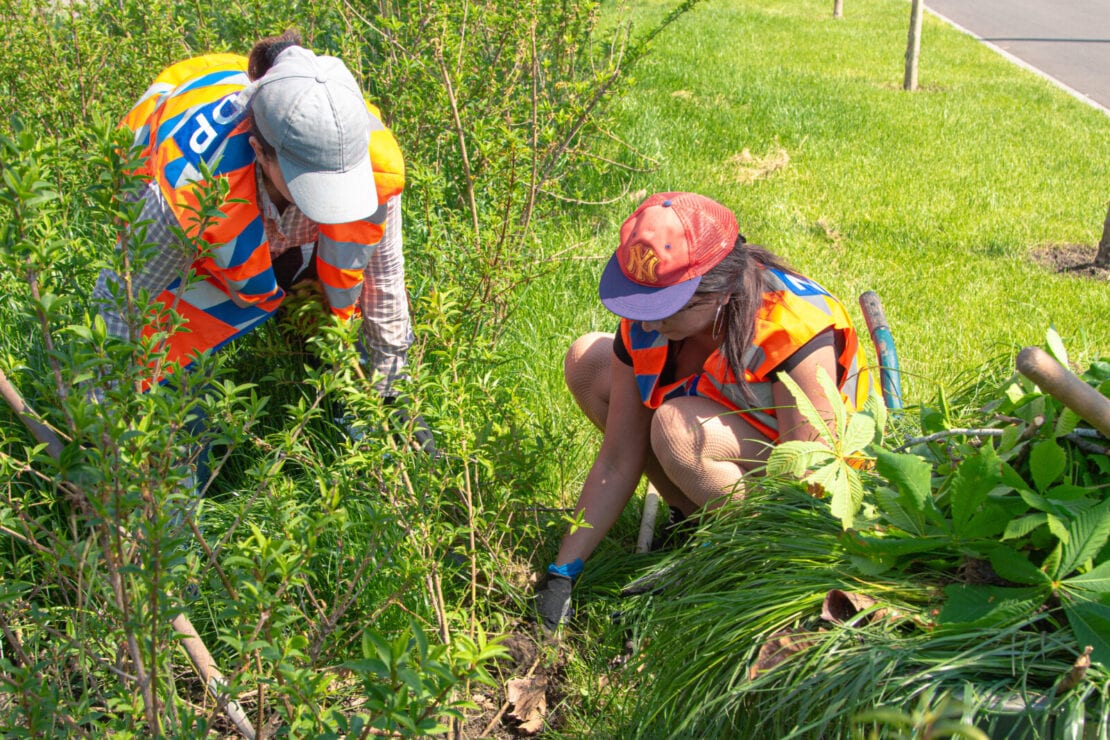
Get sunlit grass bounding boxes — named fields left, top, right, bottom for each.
left=544, top=0, right=1110, bottom=406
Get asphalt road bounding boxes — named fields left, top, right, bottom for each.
left=924, top=0, right=1110, bottom=113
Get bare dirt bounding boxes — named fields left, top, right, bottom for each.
left=1029, top=243, right=1110, bottom=281
left=461, top=630, right=566, bottom=739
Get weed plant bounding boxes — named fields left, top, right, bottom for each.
left=606, top=334, right=1110, bottom=738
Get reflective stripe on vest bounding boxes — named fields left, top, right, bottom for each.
left=622, top=268, right=873, bottom=442
left=122, top=54, right=405, bottom=371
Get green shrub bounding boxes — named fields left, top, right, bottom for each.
left=0, top=0, right=698, bottom=734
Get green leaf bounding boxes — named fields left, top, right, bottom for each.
left=812, top=461, right=853, bottom=528
left=961, top=504, right=1010, bottom=540
left=1046, top=325, right=1069, bottom=368
left=997, top=424, right=1021, bottom=455
left=847, top=553, right=896, bottom=575
left=814, top=365, right=846, bottom=440
left=937, top=584, right=1045, bottom=627
left=765, top=440, right=831, bottom=478
left=1063, top=560, right=1110, bottom=594
left=948, top=447, right=1001, bottom=539
left=1056, top=498, right=1110, bottom=579
left=776, top=370, right=836, bottom=447
left=875, top=447, right=938, bottom=529
left=987, top=545, right=1051, bottom=586
left=1020, top=489, right=1064, bottom=516
left=1047, top=514, right=1075, bottom=543
left=829, top=462, right=864, bottom=531
left=1002, top=513, right=1048, bottom=541
left=1030, top=439, right=1066, bottom=492
left=1061, top=596, right=1110, bottom=667
left=1046, top=484, right=1098, bottom=502
left=861, top=391, right=887, bottom=445
left=1054, top=407, right=1080, bottom=438
left=839, top=529, right=947, bottom=559
left=840, top=413, right=875, bottom=454
left=1001, top=461, right=1033, bottom=491
left=873, top=486, right=929, bottom=534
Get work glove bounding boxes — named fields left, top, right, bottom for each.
left=533, top=573, right=575, bottom=633
left=384, top=396, right=439, bottom=457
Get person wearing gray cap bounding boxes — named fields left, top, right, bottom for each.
left=92, top=30, right=434, bottom=470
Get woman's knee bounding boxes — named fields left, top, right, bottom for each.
left=650, top=397, right=750, bottom=474
left=564, top=332, right=612, bottom=408
left=650, top=401, right=701, bottom=475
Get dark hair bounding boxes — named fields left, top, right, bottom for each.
left=246, top=29, right=304, bottom=155
left=695, top=237, right=793, bottom=402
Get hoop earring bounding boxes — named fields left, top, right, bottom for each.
left=712, top=304, right=726, bottom=340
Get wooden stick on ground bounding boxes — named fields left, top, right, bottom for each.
left=1016, top=347, right=1110, bottom=438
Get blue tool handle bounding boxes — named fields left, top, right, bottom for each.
left=858, top=291, right=904, bottom=409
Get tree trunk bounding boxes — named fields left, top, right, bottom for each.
left=833, top=0, right=843, bottom=19
left=1097, top=198, right=1110, bottom=267
left=904, top=0, right=924, bottom=91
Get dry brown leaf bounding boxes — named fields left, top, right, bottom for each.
left=506, top=675, right=548, bottom=735
left=821, top=589, right=892, bottom=625
left=748, top=627, right=816, bottom=680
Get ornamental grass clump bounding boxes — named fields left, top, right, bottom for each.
left=617, top=333, right=1110, bottom=739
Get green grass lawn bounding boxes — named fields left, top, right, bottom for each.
left=527, top=0, right=1110, bottom=409
left=513, top=1, right=1110, bottom=731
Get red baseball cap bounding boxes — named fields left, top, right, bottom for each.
left=599, top=192, right=738, bottom=321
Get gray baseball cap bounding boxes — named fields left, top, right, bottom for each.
left=246, top=46, right=377, bottom=224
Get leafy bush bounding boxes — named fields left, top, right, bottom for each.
left=0, top=0, right=699, bottom=734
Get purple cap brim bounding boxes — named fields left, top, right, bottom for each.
left=597, top=252, right=701, bottom=321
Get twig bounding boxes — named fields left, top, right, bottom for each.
left=0, top=367, right=65, bottom=458
left=1056, top=645, right=1093, bottom=695
left=537, top=180, right=634, bottom=205
left=433, top=40, right=481, bottom=241
left=1067, top=434, right=1110, bottom=456
left=894, top=426, right=1108, bottom=454
left=893, top=428, right=1004, bottom=452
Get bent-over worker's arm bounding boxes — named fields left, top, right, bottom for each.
left=357, top=196, right=413, bottom=395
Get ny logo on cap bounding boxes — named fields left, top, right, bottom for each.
left=625, top=243, right=660, bottom=283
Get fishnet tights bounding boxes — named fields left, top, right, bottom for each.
left=564, top=333, right=770, bottom=515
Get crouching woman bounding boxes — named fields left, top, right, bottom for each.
left=534, top=192, right=873, bottom=631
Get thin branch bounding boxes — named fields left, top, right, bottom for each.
left=894, top=428, right=1005, bottom=452
left=433, top=40, right=481, bottom=241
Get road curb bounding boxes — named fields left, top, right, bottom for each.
left=925, top=6, right=1110, bottom=119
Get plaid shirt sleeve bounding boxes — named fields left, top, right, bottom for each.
left=92, top=182, right=192, bottom=340
left=358, top=194, right=414, bottom=395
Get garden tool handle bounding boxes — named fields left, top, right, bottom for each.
left=859, top=291, right=903, bottom=409
left=1016, top=346, right=1110, bottom=438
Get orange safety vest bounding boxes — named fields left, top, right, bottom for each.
left=120, top=53, right=405, bottom=371
left=621, top=267, right=872, bottom=441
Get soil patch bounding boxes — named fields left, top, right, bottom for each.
left=1029, top=243, right=1110, bottom=281
left=460, top=629, right=567, bottom=738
